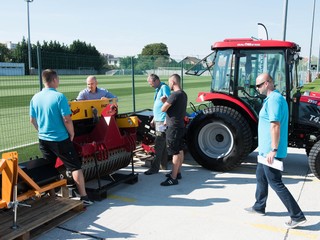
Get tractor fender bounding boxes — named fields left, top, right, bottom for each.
left=196, top=92, right=257, bottom=123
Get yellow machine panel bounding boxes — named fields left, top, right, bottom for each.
left=69, top=98, right=117, bottom=121
left=116, top=116, right=139, bottom=128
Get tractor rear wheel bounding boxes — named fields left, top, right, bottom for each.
left=186, top=106, right=252, bottom=171
left=308, top=140, right=320, bottom=179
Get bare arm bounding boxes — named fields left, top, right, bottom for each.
left=30, top=117, right=38, bottom=131
left=63, top=115, right=75, bottom=141
left=270, top=121, right=280, bottom=149
left=266, top=121, right=280, bottom=164
left=161, top=102, right=171, bottom=113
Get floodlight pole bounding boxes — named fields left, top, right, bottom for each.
left=282, top=0, right=288, bottom=40
left=317, top=33, right=320, bottom=73
left=25, top=0, right=33, bottom=74
left=308, top=0, right=316, bottom=81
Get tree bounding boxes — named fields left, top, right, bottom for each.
left=139, top=43, right=171, bottom=70
left=69, top=40, right=100, bottom=56
left=120, top=56, right=133, bottom=69
left=0, top=43, right=11, bottom=62
left=141, top=43, right=169, bottom=57
left=10, top=38, right=30, bottom=74
left=10, top=38, right=106, bottom=72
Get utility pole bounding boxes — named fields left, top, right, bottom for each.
left=308, top=0, right=316, bottom=82
left=282, top=0, right=288, bottom=40
left=25, top=0, right=34, bottom=74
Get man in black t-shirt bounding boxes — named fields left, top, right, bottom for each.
left=160, top=74, right=187, bottom=186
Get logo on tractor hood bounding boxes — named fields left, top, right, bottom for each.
left=309, top=115, right=320, bottom=124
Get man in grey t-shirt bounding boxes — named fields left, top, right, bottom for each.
left=76, top=75, right=117, bottom=101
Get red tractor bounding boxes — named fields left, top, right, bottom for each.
left=185, top=38, right=320, bottom=179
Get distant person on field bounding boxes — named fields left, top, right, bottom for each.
left=29, top=69, right=93, bottom=206
left=76, top=75, right=117, bottom=101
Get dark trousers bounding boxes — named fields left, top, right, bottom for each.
left=150, top=132, right=167, bottom=172
left=253, top=162, right=305, bottom=221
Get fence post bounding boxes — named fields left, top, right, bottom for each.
left=131, top=56, right=136, bottom=112
left=181, top=59, right=184, bottom=89
left=36, top=46, right=42, bottom=91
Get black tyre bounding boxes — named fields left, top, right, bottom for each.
left=186, top=106, right=252, bottom=171
left=308, top=140, right=320, bottom=179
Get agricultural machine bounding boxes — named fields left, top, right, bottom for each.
left=0, top=98, right=141, bottom=236
left=185, top=38, right=320, bottom=180
left=0, top=98, right=140, bottom=208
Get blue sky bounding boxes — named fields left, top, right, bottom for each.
left=1, top=0, right=319, bottom=59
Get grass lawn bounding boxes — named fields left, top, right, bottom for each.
left=1, top=74, right=318, bottom=162
left=0, top=74, right=211, bottom=161
left=301, top=77, right=320, bottom=92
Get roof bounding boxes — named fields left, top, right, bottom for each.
left=211, top=38, right=299, bottom=50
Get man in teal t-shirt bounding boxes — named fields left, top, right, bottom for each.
left=144, top=74, right=171, bottom=175
left=30, top=69, right=93, bottom=206
left=245, top=73, right=306, bottom=229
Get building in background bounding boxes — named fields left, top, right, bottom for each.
left=104, top=54, right=120, bottom=67
left=4, top=41, right=17, bottom=50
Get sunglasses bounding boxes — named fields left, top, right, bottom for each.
left=256, top=81, right=266, bottom=88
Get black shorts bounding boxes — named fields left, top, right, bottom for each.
left=39, top=138, right=82, bottom=171
left=166, top=127, right=185, bottom=155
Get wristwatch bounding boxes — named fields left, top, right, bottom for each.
left=271, top=148, right=278, bottom=152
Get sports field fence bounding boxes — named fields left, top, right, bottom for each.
left=0, top=50, right=211, bottom=161
left=0, top=49, right=315, bottom=161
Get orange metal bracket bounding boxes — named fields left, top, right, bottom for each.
left=0, top=152, right=67, bottom=209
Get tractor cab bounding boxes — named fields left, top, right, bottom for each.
left=183, top=38, right=320, bottom=179
left=186, top=38, right=301, bottom=117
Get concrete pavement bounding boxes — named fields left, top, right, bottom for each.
left=38, top=148, right=320, bottom=240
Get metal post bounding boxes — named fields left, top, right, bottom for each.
left=11, top=185, right=18, bottom=229
left=37, top=46, right=42, bottom=91
left=282, top=0, right=288, bottom=40
left=25, top=0, right=34, bottom=75
left=181, top=59, right=184, bottom=89
left=131, top=56, right=136, bottom=112
left=317, top=33, right=320, bottom=74
left=308, top=0, right=316, bottom=82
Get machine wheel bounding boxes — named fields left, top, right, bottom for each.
left=186, top=106, right=252, bottom=171
left=308, top=140, right=320, bottom=179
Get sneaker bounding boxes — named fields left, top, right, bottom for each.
left=160, top=176, right=178, bottom=186
left=144, top=169, right=158, bottom=175
left=165, top=172, right=182, bottom=180
left=80, top=195, right=94, bottom=206
left=285, top=218, right=307, bottom=229
left=244, top=207, right=265, bottom=216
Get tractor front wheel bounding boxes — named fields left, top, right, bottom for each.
left=186, top=106, right=252, bottom=171
left=308, top=140, right=320, bottom=179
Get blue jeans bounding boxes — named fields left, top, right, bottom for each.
left=253, top=162, right=305, bottom=221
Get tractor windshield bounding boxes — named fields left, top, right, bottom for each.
left=237, top=49, right=287, bottom=95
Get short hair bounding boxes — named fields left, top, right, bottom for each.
left=259, top=73, right=274, bottom=83
left=170, top=73, right=181, bottom=84
left=148, top=74, right=160, bottom=82
left=86, top=75, right=97, bottom=82
left=42, top=69, right=57, bottom=84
